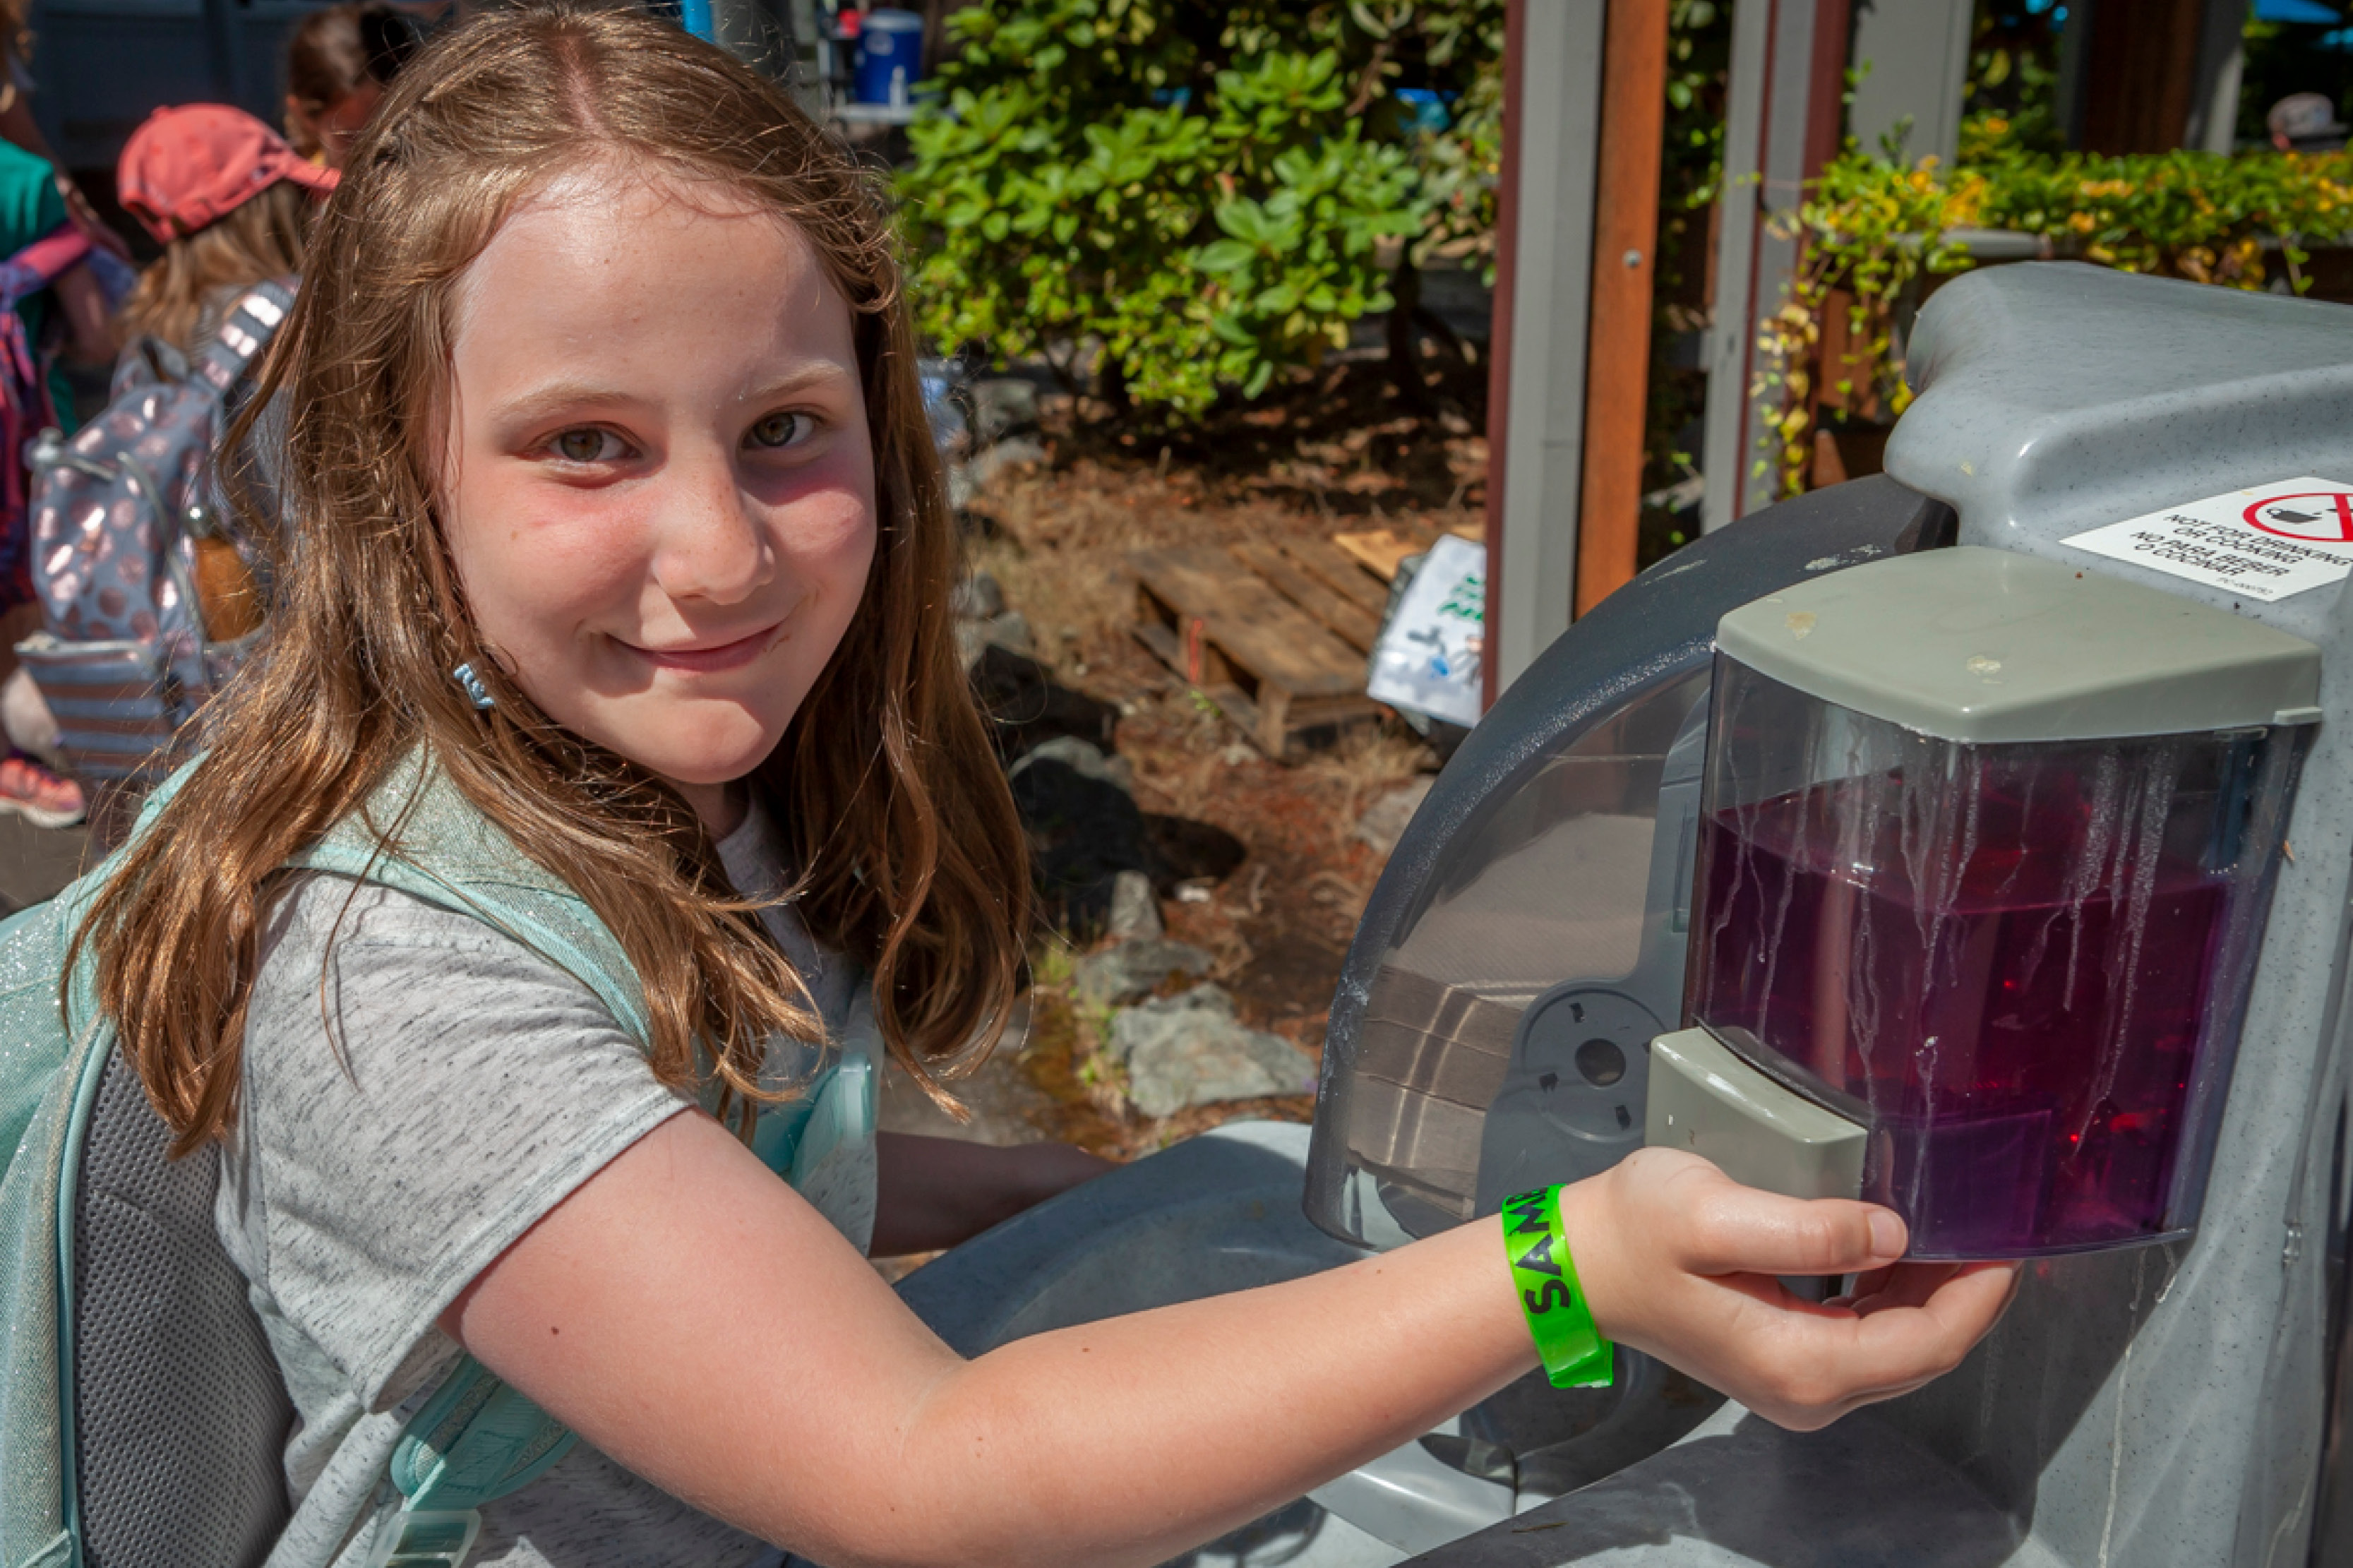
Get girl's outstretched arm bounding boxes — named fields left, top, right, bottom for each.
left=442, top=1110, right=2015, bottom=1568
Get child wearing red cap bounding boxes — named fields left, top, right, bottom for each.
left=116, top=104, right=337, bottom=354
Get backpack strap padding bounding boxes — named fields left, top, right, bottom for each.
left=193, top=282, right=294, bottom=395
left=389, top=1358, right=577, bottom=1509
left=70, top=1048, right=291, bottom=1567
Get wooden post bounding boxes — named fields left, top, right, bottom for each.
left=1483, top=0, right=1607, bottom=698
left=2076, top=0, right=2211, bottom=155
left=1701, top=0, right=1854, bottom=533
left=1480, top=0, right=1526, bottom=713
left=1573, top=0, right=1670, bottom=616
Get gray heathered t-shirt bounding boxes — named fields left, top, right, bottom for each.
left=220, top=801, right=855, bottom=1567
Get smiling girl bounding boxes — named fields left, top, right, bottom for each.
left=68, top=8, right=2015, bottom=1567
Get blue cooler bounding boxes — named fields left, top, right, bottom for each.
left=854, top=9, right=923, bottom=105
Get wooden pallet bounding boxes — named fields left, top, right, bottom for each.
left=1130, top=545, right=1386, bottom=759
left=1228, top=538, right=1387, bottom=654
left=1331, top=521, right=1485, bottom=583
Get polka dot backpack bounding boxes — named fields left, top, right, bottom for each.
left=13, top=280, right=292, bottom=796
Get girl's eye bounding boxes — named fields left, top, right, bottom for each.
left=747, top=412, right=804, bottom=450
left=552, top=428, right=624, bottom=463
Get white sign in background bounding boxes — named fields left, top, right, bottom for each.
left=2062, top=476, right=2353, bottom=602
left=1367, top=534, right=1486, bottom=729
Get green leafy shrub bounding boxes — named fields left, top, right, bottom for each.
left=1761, top=138, right=2353, bottom=496
left=898, top=0, right=1499, bottom=417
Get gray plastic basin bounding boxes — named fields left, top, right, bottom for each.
left=895, top=1121, right=1417, bottom=1566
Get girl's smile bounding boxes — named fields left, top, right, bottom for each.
left=617, top=618, right=790, bottom=674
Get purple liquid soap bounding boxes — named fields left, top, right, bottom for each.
left=1688, top=765, right=2229, bottom=1257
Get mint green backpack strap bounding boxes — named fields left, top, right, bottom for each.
left=363, top=1356, right=577, bottom=1567
left=0, top=886, right=106, bottom=1568
left=131, top=753, right=654, bottom=1048
left=165, top=755, right=878, bottom=1564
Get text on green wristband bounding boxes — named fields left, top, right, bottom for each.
left=1502, top=1185, right=1613, bottom=1389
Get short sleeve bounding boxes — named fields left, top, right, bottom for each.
left=28, top=160, right=60, bottom=240
left=0, top=138, right=65, bottom=253
left=232, top=876, right=693, bottom=1410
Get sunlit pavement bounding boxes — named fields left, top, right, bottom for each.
left=0, top=814, right=87, bottom=916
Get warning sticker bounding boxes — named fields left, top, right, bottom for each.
left=2062, top=477, right=2353, bottom=602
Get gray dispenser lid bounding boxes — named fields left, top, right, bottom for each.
left=1716, top=546, right=2323, bottom=744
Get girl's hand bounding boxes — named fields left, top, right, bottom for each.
left=1559, top=1148, right=2020, bottom=1432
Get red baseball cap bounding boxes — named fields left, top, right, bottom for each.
left=117, top=104, right=340, bottom=244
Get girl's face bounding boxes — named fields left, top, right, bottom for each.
left=438, top=168, right=877, bottom=824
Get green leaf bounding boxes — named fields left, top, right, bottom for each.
left=1214, top=201, right=1273, bottom=243
left=1195, top=239, right=1258, bottom=272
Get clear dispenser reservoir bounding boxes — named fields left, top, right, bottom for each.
left=1680, top=548, right=2319, bottom=1258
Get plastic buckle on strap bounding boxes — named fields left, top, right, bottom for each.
left=364, top=1507, right=483, bottom=1568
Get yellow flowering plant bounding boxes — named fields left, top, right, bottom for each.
left=1760, top=119, right=2353, bottom=496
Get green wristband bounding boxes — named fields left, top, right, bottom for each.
left=1501, top=1185, right=1612, bottom=1389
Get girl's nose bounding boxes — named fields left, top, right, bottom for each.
left=650, top=448, right=774, bottom=606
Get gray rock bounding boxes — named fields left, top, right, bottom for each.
left=1009, top=734, right=1134, bottom=794
left=985, top=611, right=1034, bottom=657
left=970, top=434, right=1049, bottom=491
left=1106, top=869, right=1163, bottom=941
left=1354, top=777, right=1435, bottom=858
left=1106, top=983, right=1317, bottom=1118
left=1074, top=937, right=1211, bottom=1008
left=954, top=609, right=1038, bottom=671
left=952, top=571, right=1005, bottom=620
left=972, top=378, right=1041, bottom=441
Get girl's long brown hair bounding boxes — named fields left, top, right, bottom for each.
left=78, top=0, right=1030, bottom=1154
left=116, top=180, right=315, bottom=354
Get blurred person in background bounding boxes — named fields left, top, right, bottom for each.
left=285, top=3, right=425, bottom=170
left=0, top=96, right=137, bottom=832
left=0, top=0, right=131, bottom=259
left=2270, top=92, right=2349, bottom=153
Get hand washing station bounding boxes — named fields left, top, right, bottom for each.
left=903, top=261, right=2353, bottom=1567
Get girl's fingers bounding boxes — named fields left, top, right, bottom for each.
left=1672, top=1178, right=1910, bottom=1278
left=1582, top=1156, right=2016, bottom=1428
left=1845, top=1260, right=1999, bottom=1316
left=1787, top=1260, right=2020, bottom=1399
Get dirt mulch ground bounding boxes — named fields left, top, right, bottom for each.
left=903, top=354, right=1489, bottom=1161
